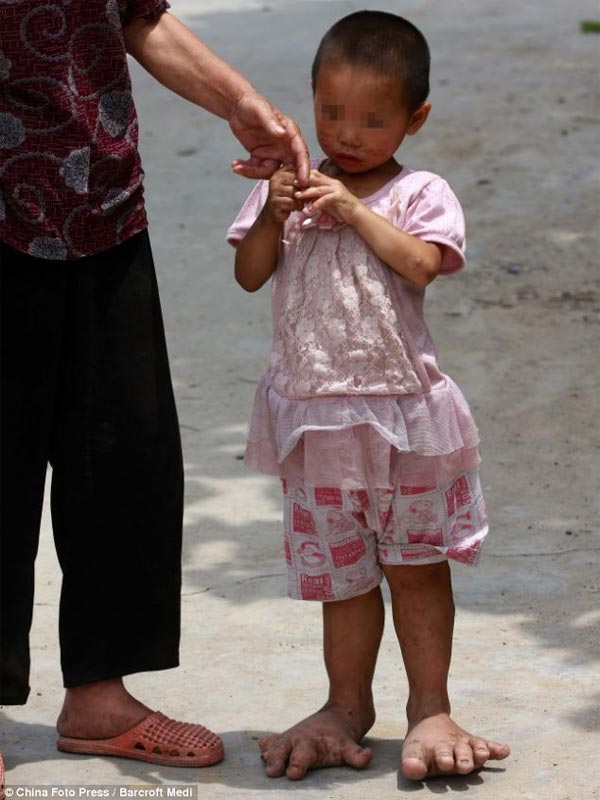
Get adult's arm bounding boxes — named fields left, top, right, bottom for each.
left=123, top=12, right=309, bottom=183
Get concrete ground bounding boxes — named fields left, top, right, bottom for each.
left=2, top=0, right=599, bottom=798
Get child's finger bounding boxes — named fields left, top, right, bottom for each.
left=271, top=180, right=297, bottom=200
left=274, top=197, right=298, bottom=212
left=308, top=197, right=342, bottom=220
left=274, top=180, right=297, bottom=195
left=309, top=169, right=336, bottom=185
left=308, top=197, right=331, bottom=213
left=294, top=185, right=331, bottom=201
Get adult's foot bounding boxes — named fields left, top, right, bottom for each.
left=56, top=677, right=152, bottom=740
left=401, top=712, right=510, bottom=780
left=259, top=701, right=375, bottom=780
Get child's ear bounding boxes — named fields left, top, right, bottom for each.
left=407, top=102, right=432, bottom=135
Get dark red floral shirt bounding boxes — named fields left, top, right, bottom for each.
left=0, top=0, right=169, bottom=260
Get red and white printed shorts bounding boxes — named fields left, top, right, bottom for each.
left=282, top=472, right=488, bottom=602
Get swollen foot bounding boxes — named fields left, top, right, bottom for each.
left=57, top=679, right=152, bottom=740
left=401, top=712, right=510, bottom=780
left=259, top=701, right=375, bottom=780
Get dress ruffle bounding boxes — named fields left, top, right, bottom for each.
left=244, top=375, right=481, bottom=490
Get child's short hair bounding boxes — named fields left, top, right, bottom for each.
left=311, top=11, right=430, bottom=110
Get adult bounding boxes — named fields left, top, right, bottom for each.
left=0, top=0, right=308, bottom=769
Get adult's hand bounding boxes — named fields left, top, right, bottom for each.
left=124, top=13, right=309, bottom=185
left=229, top=91, right=309, bottom=186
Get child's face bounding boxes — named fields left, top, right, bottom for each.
left=313, top=61, right=430, bottom=174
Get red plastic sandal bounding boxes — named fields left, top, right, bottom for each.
left=0, top=747, right=5, bottom=800
left=57, top=711, right=224, bottom=767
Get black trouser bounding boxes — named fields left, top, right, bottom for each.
left=0, top=231, right=183, bottom=704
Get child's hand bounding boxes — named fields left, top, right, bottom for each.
left=294, top=169, right=362, bottom=225
left=263, top=164, right=303, bottom=224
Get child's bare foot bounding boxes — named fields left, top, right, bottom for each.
left=401, top=712, right=510, bottom=780
left=259, top=701, right=375, bottom=780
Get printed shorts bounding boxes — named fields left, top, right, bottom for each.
left=282, top=472, right=488, bottom=601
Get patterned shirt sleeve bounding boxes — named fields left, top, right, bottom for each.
left=120, top=0, right=170, bottom=27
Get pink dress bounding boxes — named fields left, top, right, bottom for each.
left=228, top=165, right=482, bottom=498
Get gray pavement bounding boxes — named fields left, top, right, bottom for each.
left=2, top=1, right=599, bottom=798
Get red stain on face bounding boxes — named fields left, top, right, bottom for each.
left=313, top=62, right=429, bottom=176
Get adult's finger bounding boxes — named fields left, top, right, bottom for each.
left=243, top=96, right=308, bottom=179
left=231, top=157, right=282, bottom=179
left=281, top=117, right=310, bottom=186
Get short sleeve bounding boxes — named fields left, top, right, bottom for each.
left=120, top=0, right=170, bottom=27
left=403, top=178, right=466, bottom=274
left=226, top=180, right=270, bottom=247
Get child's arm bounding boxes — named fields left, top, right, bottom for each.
left=296, top=170, right=442, bottom=289
left=352, top=205, right=442, bottom=288
left=234, top=165, right=299, bottom=292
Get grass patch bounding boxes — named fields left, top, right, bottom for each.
left=580, top=20, right=600, bottom=33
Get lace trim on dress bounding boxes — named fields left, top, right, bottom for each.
left=244, top=375, right=481, bottom=489
left=269, top=221, right=423, bottom=398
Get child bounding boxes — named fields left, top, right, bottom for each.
left=227, top=11, right=510, bottom=781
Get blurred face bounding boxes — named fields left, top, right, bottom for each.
left=313, top=61, right=429, bottom=174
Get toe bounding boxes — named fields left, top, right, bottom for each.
left=401, top=740, right=428, bottom=780
left=286, top=741, right=319, bottom=780
left=487, top=739, right=511, bottom=760
left=286, top=764, right=309, bottom=781
left=402, top=757, right=428, bottom=781
left=258, top=735, right=274, bottom=754
left=342, top=741, right=372, bottom=770
left=265, top=759, right=289, bottom=778
left=453, top=743, right=475, bottom=774
left=433, top=740, right=455, bottom=773
left=262, top=740, right=292, bottom=778
left=469, top=737, right=490, bottom=767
